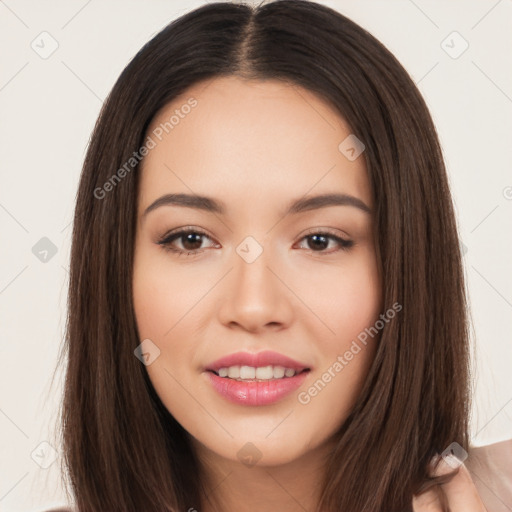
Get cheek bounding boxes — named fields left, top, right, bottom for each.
left=294, top=250, right=381, bottom=408
left=294, top=274, right=381, bottom=442
left=294, top=249, right=382, bottom=344
left=132, top=251, right=204, bottom=419
left=132, top=248, right=194, bottom=382
left=132, top=246, right=206, bottom=340
left=330, top=266, right=381, bottom=340
left=132, top=246, right=222, bottom=396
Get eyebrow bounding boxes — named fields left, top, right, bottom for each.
left=142, top=192, right=372, bottom=218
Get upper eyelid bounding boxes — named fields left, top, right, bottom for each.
left=158, top=228, right=353, bottom=253
left=159, top=227, right=352, bottom=242
left=159, top=227, right=215, bottom=242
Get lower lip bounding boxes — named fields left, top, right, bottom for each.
left=205, top=370, right=309, bottom=406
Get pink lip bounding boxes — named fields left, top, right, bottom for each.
left=205, top=350, right=310, bottom=373
left=204, top=350, right=311, bottom=406
left=205, top=371, right=309, bottom=406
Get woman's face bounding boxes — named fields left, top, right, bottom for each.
left=133, top=76, right=382, bottom=467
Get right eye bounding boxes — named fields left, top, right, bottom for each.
left=157, top=228, right=218, bottom=257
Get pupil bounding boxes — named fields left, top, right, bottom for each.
left=180, top=234, right=330, bottom=251
left=183, top=233, right=202, bottom=250
left=309, top=234, right=328, bottom=250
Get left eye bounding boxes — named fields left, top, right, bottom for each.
left=295, top=232, right=354, bottom=253
left=157, top=229, right=354, bottom=257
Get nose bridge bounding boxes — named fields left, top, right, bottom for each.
left=233, top=234, right=276, bottom=302
left=217, top=234, right=292, bottom=330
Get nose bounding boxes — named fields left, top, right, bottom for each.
left=217, top=242, right=294, bottom=333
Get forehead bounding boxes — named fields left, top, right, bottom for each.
left=139, top=76, right=371, bottom=213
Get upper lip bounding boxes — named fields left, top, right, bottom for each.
left=205, top=350, right=311, bottom=373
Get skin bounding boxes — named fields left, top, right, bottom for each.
left=413, top=458, right=488, bottom=512
left=132, top=76, right=486, bottom=511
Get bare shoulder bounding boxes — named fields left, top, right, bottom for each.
left=465, top=437, right=512, bottom=511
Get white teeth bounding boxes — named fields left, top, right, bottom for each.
left=215, top=365, right=300, bottom=380
left=273, top=366, right=285, bottom=378
left=255, top=365, right=273, bottom=379
left=227, top=366, right=240, bottom=379
left=240, top=366, right=256, bottom=379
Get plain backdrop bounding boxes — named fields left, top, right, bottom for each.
left=0, top=0, right=511, bottom=510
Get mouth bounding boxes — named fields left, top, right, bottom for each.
left=207, top=365, right=310, bottom=381
left=204, top=350, right=311, bottom=406
left=205, top=350, right=311, bottom=380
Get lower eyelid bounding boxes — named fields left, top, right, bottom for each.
left=158, top=231, right=216, bottom=251
left=295, top=235, right=354, bottom=252
left=158, top=232, right=354, bottom=256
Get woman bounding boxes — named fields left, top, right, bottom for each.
left=54, top=1, right=492, bottom=510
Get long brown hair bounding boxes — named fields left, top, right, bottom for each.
left=55, top=1, right=471, bottom=510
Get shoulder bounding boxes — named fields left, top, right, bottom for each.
left=465, top=437, right=512, bottom=511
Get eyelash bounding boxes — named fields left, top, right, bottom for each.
left=157, top=227, right=354, bottom=258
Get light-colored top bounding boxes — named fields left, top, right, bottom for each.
left=466, top=438, right=512, bottom=512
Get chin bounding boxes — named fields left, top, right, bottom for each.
left=193, top=426, right=320, bottom=468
